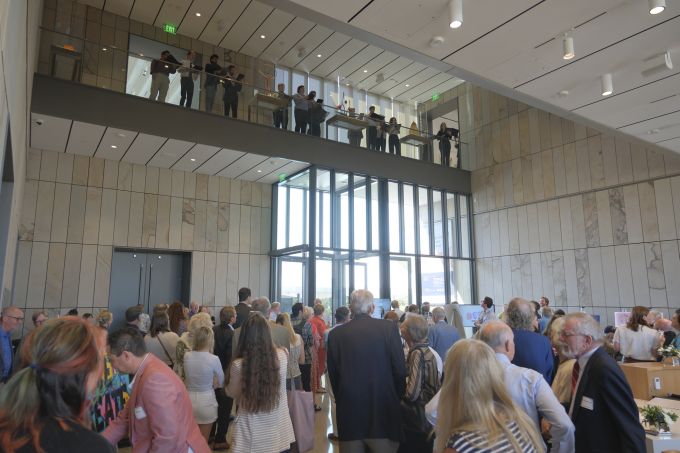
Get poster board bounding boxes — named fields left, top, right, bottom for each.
left=615, top=311, right=631, bottom=327
left=459, top=305, right=488, bottom=327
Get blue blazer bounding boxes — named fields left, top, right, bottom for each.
left=511, top=329, right=554, bottom=384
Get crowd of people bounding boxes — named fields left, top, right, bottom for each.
left=0, top=292, right=678, bottom=452
left=144, top=50, right=460, bottom=168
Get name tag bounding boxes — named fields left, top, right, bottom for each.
left=134, top=406, right=147, bottom=419
left=580, top=396, right=594, bottom=411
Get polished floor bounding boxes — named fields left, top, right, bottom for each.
left=120, top=379, right=338, bottom=453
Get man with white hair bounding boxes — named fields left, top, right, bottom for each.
left=232, top=297, right=290, bottom=356
left=0, top=306, right=24, bottom=383
left=269, top=301, right=281, bottom=321
left=427, top=307, right=460, bottom=361
left=327, top=289, right=406, bottom=452
left=561, top=312, right=645, bottom=452
left=655, top=318, right=677, bottom=347
left=505, top=297, right=554, bottom=383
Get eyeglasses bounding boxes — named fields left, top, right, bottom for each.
left=6, top=315, right=24, bottom=321
left=561, top=332, right=588, bottom=338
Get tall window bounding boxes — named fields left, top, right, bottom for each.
left=272, top=167, right=474, bottom=316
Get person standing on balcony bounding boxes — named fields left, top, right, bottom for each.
left=223, top=65, right=242, bottom=119
left=436, top=122, right=453, bottom=167
left=273, top=83, right=291, bottom=129
left=387, top=117, right=401, bottom=155
left=149, top=50, right=179, bottom=103
left=203, top=54, right=222, bottom=113
left=178, top=50, right=201, bottom=109
left=293, top=85, right=309, bottom=134
left=366, top=106, right=379, bottom=150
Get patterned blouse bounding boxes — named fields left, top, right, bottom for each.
left=446, top=421, right=538, bottom=453
left=90, top=355, right=130, bottom=432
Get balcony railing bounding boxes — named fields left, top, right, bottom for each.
left=38, top=27, right=462, bottom=169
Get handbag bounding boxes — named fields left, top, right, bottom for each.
left=286, top=350, right=315, bottom=452
left=400, top=346, right=432, bottom=433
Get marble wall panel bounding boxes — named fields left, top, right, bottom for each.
left=540, top=252, right=555, bottom=306
left=117, top=161, right=132, bottom=191
left=113, top=190, right=130, bottom=246
left=142, top=194, right=158, bottom=247
left=671, top=176, right=680, bottom=237
left=558, top=198, right=573, bottom=250
left=12, top=242, right=33, bottom=307
left=595, top=190, right=613, bottom=246
left=88, top=158, right=104, bottom=187
left=19, top=180, right=38, bottom=240
left=203, top=252, right=216, bottom=306
left=547, top=200, right=562, bottom=251
left=647, top=148, right=666, bottom=179
left=127, top=191, right=144, bottom=247
left=26, top=242, right=49, bottom=308
left=536, top=202, right=550, bottom=253
left=206, top=201, right=218, bottom=252
left=507, top=208, right=520, bottom=255
left=82, top=187, right=102, bottom=244
left=563, top=143, right=579, bottom=194
left=169, top=196, right=183, bottom=249
left=615, top=138, right=634, bottom=185
left=145, top=166, right=159, bottom=194
left=598, top=247, right=617, bottom=307
left=631, top=144, right=650, bottom=182
left=190, top=251, right=204, bottom=303
left=61, top=244, right=82, bottom=307
left=50, top=183, right=71, bottom=242
left=239, top=206, right=252, bottom=254
left=77, top=244, right=97, bottom=307
left=181, top=199, right=195, bottom=250
left=155, top=195, right=170, bottom=249
left=614, top=245, right=635, bottom=307
left=654, top=178, right=676, bottom=240
left=103, top=160, right=118, bottom=189
left=193, top=200, right=207, bottom=251
left=551, top=252, right=566, bottom=306
left=158, top=168, right=171, bottom=196
left=72, top=155, right=90, bottom=186
left=629, top=243, right=650, bottom=306
left=563, top=250, right=579, bottom=306
left=552, top=147, right=567, bottom=197
left=582, top=193, right=599, bottom=247
left=98, top=189, right=116, bottom=245
left=575, top=139, right=592, bottom=192
left=608, top=188, right=627, bottom=245
left=238, top=254, right=251, bottom=291
left=171, top=170, right=184, bottom=197
left=215, top=253, right=228, bottom=306
left=638, top=182, right=660, bottom=242
left=37, top=144, right=58, bottom=182
left=588, top=135, right=605, bottom=189
left=645, top=242, right=667, bottom=307
left=230, top=180, right=241, bottom=205
left=601, top=136, right=619, bottom=187
left=93, top=245, right=111, bottom=308
left=34, top=181, right=55, bottom=242
left=531, top=153, right=545, bottom=201
left=660, top=240, right=680, bottom=305
left=56, top=153, right=74, bottom=184
left=526, top=204, right=539, bottom=254
left=570, top=195, right=587, bottom=249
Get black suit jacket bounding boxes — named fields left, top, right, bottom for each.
left=327, top=314, right=406, bottom=443
left=234, top=303, right=251, bottom=329
left=571, top=346, right=646, bottom=453
left=213, top=323, right=234, bottom=371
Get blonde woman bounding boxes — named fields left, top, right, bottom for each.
left=276, top=313, right=304, bottom=389
left=184, top=326, right=224, bottom=442
left=96, top=310, right=113, bottom=330
left=435, top=339, right=545, bottom=453
left=176, top=312, right=213, bottom=379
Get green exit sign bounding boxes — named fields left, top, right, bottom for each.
left=279, top=174, right=287, bottom=183
left=163, top=23, right=177, bottom=34
left=432, top=93, right=440, bottom=101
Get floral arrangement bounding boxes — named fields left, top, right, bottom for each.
left=658, top=345, right=680, bottom=357
left=640, top=405, right=678, bottom=433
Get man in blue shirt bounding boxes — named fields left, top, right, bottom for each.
left=505, top=298, right=554, bottom=384
left=427, top=307, right=460, bottom=361
left=0, top=306, right=24, bottom=383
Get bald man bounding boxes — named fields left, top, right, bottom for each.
left=426, top=321, right=574, bottom=453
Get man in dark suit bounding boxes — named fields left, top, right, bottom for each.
left=234, top=287, right=252, bottom=329
left=327, top=289, right=406, bottom=452
left=212, top=306, right=236, bottom=450
left=562, top=312, right=645, bottom=453
left=506, top=298, right=554, bottom=383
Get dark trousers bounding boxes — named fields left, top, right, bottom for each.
left=455, top=144, right=461, bottom=168
left=377, top=136, right=386, bottom=152
left=397, top=429, right=433, bottom=453
left=300, top=363, right=312, bottom=392
left=213, top=388, right=233, bottom=443
left=440, top=142, right=451, bottom=167
left=294, top=109, right=308, bottom=134
left=309, top=122, right=321, bottom=137
left=274, top=108, right=288, bottom=129
left=224, top=99, right=238, bottom=118
left=367, top=127, right=377, bottom=149
left=180, top=77, right=194, bottom=108
left=388, top=135, right=401, bottom=156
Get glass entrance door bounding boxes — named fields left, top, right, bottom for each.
left=278, top=257, right=306, bottom=313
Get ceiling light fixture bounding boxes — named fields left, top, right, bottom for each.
left=260, top=34, right=266, bottom=39
left=102, top=47, right=108, bottom=51
left=649, top=0, right=666, bottom=14
left=257, top=169, right=262, bottom=173
left=405, top=84, right=410, bottom=87
left=601, top=73, right=613, bottom=96
left=190, top=158, right=196, bottom=162
left=448, top=0, right=463, bottom=29
left=363, top=69, right=368, bottom=73
left=317, top=54, right=322, bottom=58
left=562, top=35, right=574, bottom=60
left=111, top=145, right=118, bottom=149
left=641, top=51, right=673, bottom=77
left=195, top=12, right=201, bottom=17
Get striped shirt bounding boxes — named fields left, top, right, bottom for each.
left=446, top=421, right=537, bottom=453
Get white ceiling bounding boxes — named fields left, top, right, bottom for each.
left=75, top=0, right=464, bottom=103
left=282, top=0, right=680, bottom=152
left=29, top=113, right=308, bottom=184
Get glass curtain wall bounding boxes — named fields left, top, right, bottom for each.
left=271, top=167, right=473, bottom=321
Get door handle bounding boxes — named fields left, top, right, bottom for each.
left=147, top=264, right=153, bottom=309
left=138, top=264, right=144, bottom=306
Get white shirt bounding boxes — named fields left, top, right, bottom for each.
left=568, top=346, right=598, bottom=417
left=183, top=351, right=224, bottom=392
left=426, top=353, right=575, bottom=453
left=613, top=325, right=659, bottom=360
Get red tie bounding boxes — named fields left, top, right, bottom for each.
left=571, top=361, right=580, bottom=395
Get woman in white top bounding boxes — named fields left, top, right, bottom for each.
left=184, top=325, right=224, bottom=442
left=613, top=306, right=663, bottom=362
left=226, top=314, right=295, bottom=453
left=276, top=312, right=304, bottom=389
left=176, top=312, right=213, bottom=379
left=144, top=311, right=179, bottom=367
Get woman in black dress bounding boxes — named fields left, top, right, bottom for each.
left=436, top=122, right=453, bottom=167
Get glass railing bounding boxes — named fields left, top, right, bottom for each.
left=37, top=27, right=462, bottom=169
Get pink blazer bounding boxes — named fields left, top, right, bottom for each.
left=103, top=354, right=210, bottom=453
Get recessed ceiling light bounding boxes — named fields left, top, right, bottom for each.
left=346, top=83, right=350, bottom=86
left=116, top=133, right=126, bottom=138
left=649, top=0, right=665, bottom=14
left=363, top=69, right=368, bottom=73
left=317, top=54, right=322, bottom=58
left=111, top=145, right=118, bottom=149
left=405, top=84, right=410, bottom=87
left=190, top=158, right=196, bottom=162
left=102, top=47, right=108, bottom=51
left=195, top=12, right=201, bottom=17
left=257, top=169, right=262, bottom=173
left=260, top=34, right=266, bottom=39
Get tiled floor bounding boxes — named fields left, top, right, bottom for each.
left=119, top=382, right=338, bottom=453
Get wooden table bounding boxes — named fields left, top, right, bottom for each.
left=247, top=93, right=289, bottom=123
left=621, top=362, right=680, bottom=400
